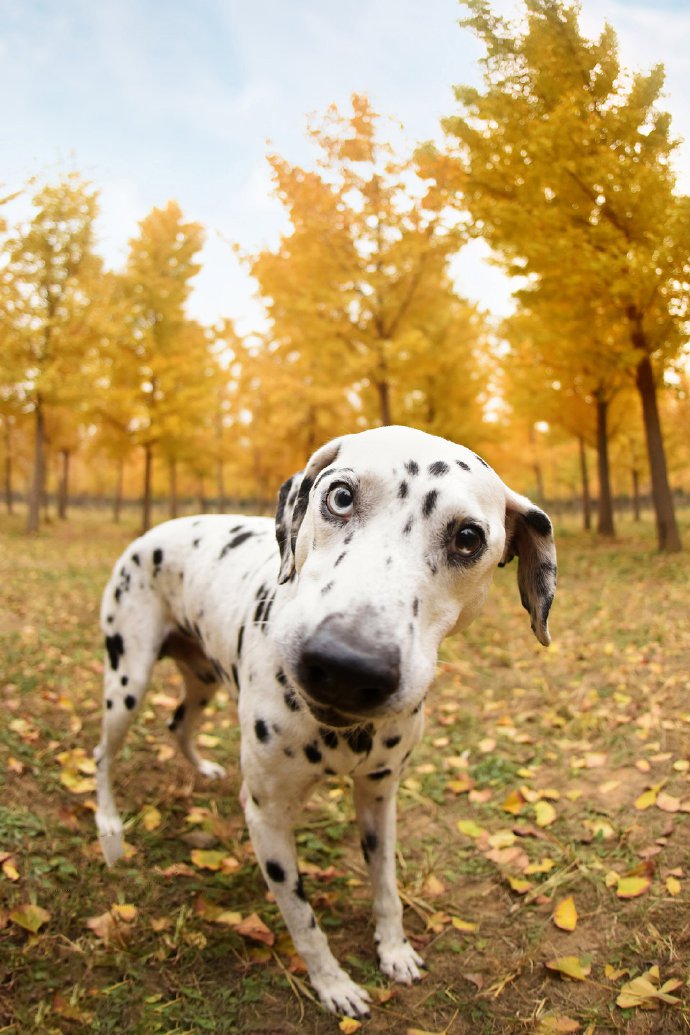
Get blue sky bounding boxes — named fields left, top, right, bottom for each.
left=3, top=0, right=689, bottom=332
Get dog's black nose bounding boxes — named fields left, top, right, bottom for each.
left=296, top=620, right=400, bottom=715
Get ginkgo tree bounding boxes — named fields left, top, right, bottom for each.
left=250, top=94, right=486, bottom=436
left=421, top=0, right=690, bottom=551
left=1, top=173, right=101, bottom=532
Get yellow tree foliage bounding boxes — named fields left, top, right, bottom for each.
left=249, top=94, right=487, bottom=443
left=1, top=173, right=101, bottom=531
left=421, top=0, right=690, bottom=550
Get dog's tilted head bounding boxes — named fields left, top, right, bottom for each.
left=272, top=426, right=556, bottom=727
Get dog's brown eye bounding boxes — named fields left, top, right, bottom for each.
left=452, top=525, right=484, bottom=557
left=326, top=484, right=354, bottom=520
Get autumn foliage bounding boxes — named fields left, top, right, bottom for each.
left=1, top=0, right=689, bottom=547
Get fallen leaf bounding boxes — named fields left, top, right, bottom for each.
left=422, top=873, right=446, bottom=898
left=2, top=857, right=20, bottom=882
left=634, top=788, right=657, bottom=811
left=451, top=916, right=478, bottom=932
left=339, top=1019, right=362, bottom=1034
left=535, top=1016, right=581, bottom=1033
left=534, top=800, right=557, bottom=828
left=234, top=912, right=274, bottom=945
left=545, top=955, right=591, bottom=981
left=616, top=876, right=651, bottom=899
left=9, top=903, right=51, bottom=933
left=553, top=896, right=578, bottom=931
left=457, top=819, right=485, bottom=839
left=666, top=875, right=681, bottom=896
left=507, top=875, right=532, bottom=894
left=140, top=805, right=162, bottom=831
left=616, top=966, right=682, bottom=1009
left=656, top=792, right=680, bottom=813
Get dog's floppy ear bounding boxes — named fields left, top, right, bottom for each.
left=275, top=437, right=344, bottom=585
left=499, top=488, right=557, bottom=646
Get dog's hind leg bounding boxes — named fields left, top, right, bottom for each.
left=160, top=631, right=226, bottom=779
left=95, top=609, right=164, bottom=866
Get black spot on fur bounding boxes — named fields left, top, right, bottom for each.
left=193, top=538, right=201, bottom=547
left=120, top=675, right=128, bottom=686
left=276, top=668, right=288, bottom=687
left=105, top=633, right=125, bottom=671
left=304, top=742, right=322, bottom=764
left=321, top=581, right=334, bottom=596
left=334, top=551, right=347, bottom=567
left=422, top=490, right=438, bottom=517
left=131, top=553, right=140, bottom=566
left=255, top=719, right=270, bottom=743
left=412, top=598, right=419, bottom=617
left=473, top=452, right=490, bottom=469
left=284, top=689, right=301, bottom=712
left=295, top=875, right=307, bottom=901
left=404, top=460, right=419, bottom=476
left=219, top=530, right=255, bottom=559
left=169, top=702, right=186, bottom=731
left=402, top=516, right=414, bottom=535
left=124, top=694, right=136, bottom=710
left=106, top=699, right=113, bottom=710
left=368, top=768, right=392, bottom=781
left=361, top=832, right=378, bottom=863
left=398, top=480, right=408, bottom=499
left=320, top=727, right=339, bottom=750
left=344, top=530, right=354, bottom=545
left=254, top=585, right=270, bottom=624
left=429, top=461, right=449, bottom=476
left=266, top=860, right=286, bottom=882
left=106, top=614, right=114, bottom=624
left=525, top=509, right=553, bottom=536
left=456, top=459, right=471, bottom=472
left=231, top=663, right=239, bottom=690
left=385, top=734, right=401, bottom=749
left=237, top=625, right=245, bottom=658
left=345, top=725, right=373, bottom=754
left=152, top=548, right=163, bottom=567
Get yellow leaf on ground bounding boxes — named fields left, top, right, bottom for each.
left=339, top=1019, right=362, bottom=1034
left=534, top=800, right=557, bottom=827
left=140, top=805, right=162, bottom=831
left=190, top=849, right=226, bottom=871
left=535, top=1016, right=581, bottom=1033
left=656, top=791, right=680, bottom=813
left=616, top=876, right=651, bottom=899
left=507, top=875, right=532, bottom=894
left=9, top=903, right=51, bottom=933
left=422, top=873, right=446, bottom=898
left=111, top=903, right=137, bottom=922
left=234, top=912, right=274, bottom=945
left=451, top=916, right=478, bottom=932
left=457, top=819, right=485, bottom=838
left=525, top=857, right=556, bottom=875
left=553, top=896, right=578, bottom=931
left=2, top=857, right=19, bottom=882
left=634, top=788, right=657, bottom=810
left=666, top=876, right=681, bottom=896
left=616, top=967, right=682, bottom=1009
left=501, top=789, right=525, bottom=814
left=545, top=955, right=591, bottom=981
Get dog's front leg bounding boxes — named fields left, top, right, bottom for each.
left=242, top=786, right=372, bottom=1018
left=353, top=775, right=424, bottom=984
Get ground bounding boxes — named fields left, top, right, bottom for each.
left=1, top=506, right=689, bottom=1035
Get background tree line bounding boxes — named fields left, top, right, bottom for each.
left=1, top=0, right=688, bottom=549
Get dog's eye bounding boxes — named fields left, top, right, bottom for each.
left=325, top=484, right=354, bottom=520
left=451, top=525, right=484, bottom=558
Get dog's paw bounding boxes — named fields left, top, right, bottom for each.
left=311, top=970, right=372, bottom=1018
left=377, top=938, right=424, bottom=984
left=196, top=759, right=226, bottom=779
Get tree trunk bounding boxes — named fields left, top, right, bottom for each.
left=197, top=478, right=207, bottom=514
left=631, top=469, right=641, bottom=522
left=375, top=380, right=393, bottom=426
left=578, top=435, right=591, bottom=531
left=58, top=448, right=70, bottom=520
left=216, top=459, right=225, bottom=513
left=113, top=458, right=124, bottom=523
left=27, top=402, right=46, bottom=533
left=3, top=419, right=13, bottom=515
left=634, top=350, right=682, bottom=551
left=595, top=394, right=615, bottom=536
left=169, top=459, right=178, bottom=519
left=142, top=442, right=153, bottom=532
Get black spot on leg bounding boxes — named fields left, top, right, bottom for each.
left=131, top=553, right=140, bottom=566
left=106, top=699, right=113, bottom=710
left=404, top=460, right=419, bottom=476
left=120, top=675, right=129, bottom=686
left=398, top=480, right=408, bottom=499
left=152, top=548, right=163, bottom=571
left=361, top=832, right=378, bottom=863
left=334, top=551, right=347, bottom=567
left=255, top=719, right=270, bottom=743
left=429, top=461, right=449, bottom=476
left=266, top=860, right=286, bottom=883
left=124, top=695, right=137, bottom=711
left=422, top=490, right=438, bottom=517
left=231, top=663, right=240, bottom=692
left=295, top=874, right=307, bottom=901
left=412, top=598, right=419, bottom=617
left=169, top=702, right=186, bottom=731
left=106, top=615, right=114, bottom=624
left=402, top=516, right=414, bottom=536
left=105, top=634, right=125, bottom=671
left=237, top=625, right=245, bottom=658
left=321, top=581, right=334, bottom=596
left=368, top=768, right=392, bottom=781
left=345, top=725, right=373, bottom=754
left=385, top=734, right=401, bottom=749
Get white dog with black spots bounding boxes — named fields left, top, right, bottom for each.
left=94, top=425, right=557, bottom=1018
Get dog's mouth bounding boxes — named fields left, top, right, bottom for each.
left=301, top=696, right=372, bottom=729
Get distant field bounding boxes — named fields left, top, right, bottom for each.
left=1, top=508, right=689, bottom=1034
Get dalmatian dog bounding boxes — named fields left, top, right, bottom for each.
left=94, top=425, right=556, bottom=1018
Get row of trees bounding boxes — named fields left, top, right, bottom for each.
left=1, top=0, right=689, bottom=549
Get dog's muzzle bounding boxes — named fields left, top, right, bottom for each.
left=295, top=616, right=401, bottom=721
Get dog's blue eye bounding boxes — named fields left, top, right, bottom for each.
left=452, top=525, right=483, bottom=557
left=326, top=485, right=354, bottom=519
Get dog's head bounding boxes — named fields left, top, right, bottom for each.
left=272, top=426, right=556, bottom=727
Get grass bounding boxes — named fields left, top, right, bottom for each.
left=1, top=506, right=689, bottom=1033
